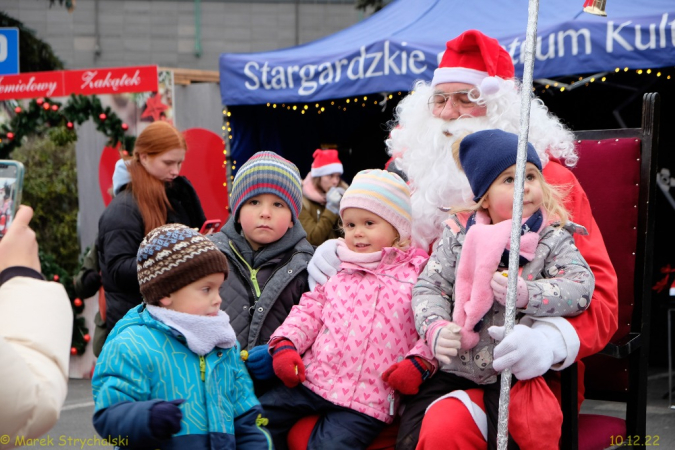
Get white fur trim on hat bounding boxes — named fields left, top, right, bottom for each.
left=311, top=163, right=343, bottom=178
left=431, top=67, right=488, bottom=87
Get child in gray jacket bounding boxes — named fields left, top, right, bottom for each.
left=402, top=129, right=595, bottom=449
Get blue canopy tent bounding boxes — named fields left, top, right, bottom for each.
left=219, top=0, right=675, bottom=179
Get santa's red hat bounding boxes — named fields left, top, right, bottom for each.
left=311, top=149, right=343, bottom=177
left=432, top=30, right=515, bottom=94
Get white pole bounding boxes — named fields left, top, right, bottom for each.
left=495, top=0, right=540, bottom=448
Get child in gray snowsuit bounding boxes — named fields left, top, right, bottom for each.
left=400, top=129, right=595, bottom=449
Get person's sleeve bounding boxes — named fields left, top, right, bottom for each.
left=298, top=202, right=340, bottom=246
left=92, top=400, right=163, bottom=448
left=74, top=245, right=100, bottom=299
left=412, top=226, right=457, bottom=339
left=0, top=277, right=73, bottom=445
left=231, top=351, right=273, bottom=449
left=405, top=338, right=439, bottom=372
left=98, top=206, right=144, bottom=294
left=234, top=406, right=273, bottom=450
left=91, top=332, right=159, bottom=445
left=520, top=229, right=595, bottom=317
left=270, top=283, right=329, bottom=354
left=541, top=163, right=618, bottom=361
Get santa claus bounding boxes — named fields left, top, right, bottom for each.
left=307, top=30, right=618, bottom=449
left=388, top=30, right=617, bottom=450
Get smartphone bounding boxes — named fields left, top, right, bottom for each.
left=0, top=160, right=24, bottom=239
left=199, top=219, right=222, bottom=235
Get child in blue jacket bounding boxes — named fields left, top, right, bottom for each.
left=92, top=224, right=272, bottom=449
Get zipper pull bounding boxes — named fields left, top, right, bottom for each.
left=388, top=393, right=395, bottom=416
left=199, top=355, right=206, bottom=382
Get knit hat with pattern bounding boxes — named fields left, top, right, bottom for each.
left=230, top=151, right=303, bottom=222
left=339, top=169, right=412, bottom=242
left=137, top=223, right=229, bottom=304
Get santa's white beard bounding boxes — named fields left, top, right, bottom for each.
left=400, top=117, right=493, bottom=249
left=388, top=81, right=576, bottom=249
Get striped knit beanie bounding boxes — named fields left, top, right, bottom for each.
left=340, top=169, right=412, bottom=242
left=230, top=151, right=303, bottom=222
left=137, top=223, right=229, bottom=304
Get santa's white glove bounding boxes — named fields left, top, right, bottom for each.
left=488, top=322, right=567, bottom=380
left=325, top=187, right=345, bottom=215
left=307, top=239, right=340, bottom=290
left=491, top=272, right=529, bottom=308
left=425, top=320, right=462, bottom=365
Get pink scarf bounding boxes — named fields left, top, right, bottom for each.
left=302, top=173, right=326, bottom=204
left=335, top=239, right=382, bottom=269
left=452, top=210, right=545, bottom=349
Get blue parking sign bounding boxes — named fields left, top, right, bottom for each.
left=0, top=28, right=19, bottom=75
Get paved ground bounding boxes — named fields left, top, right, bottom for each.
left=14, top=367, right=675, bottom=449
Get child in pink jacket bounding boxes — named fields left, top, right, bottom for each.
left=258, top=169, right=435, bottom=450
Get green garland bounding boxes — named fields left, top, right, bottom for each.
left=0, top=94, right=136, bottom=159
left=0, top=93, right=136, bottom=355
left=40, top=251, right=90, bottom=356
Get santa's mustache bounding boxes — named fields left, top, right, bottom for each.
left=442, top=115, right=491, bottom=138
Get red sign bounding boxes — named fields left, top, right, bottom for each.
left=0, top=71, right=65, bottom=100
left=0, top=65, right=158, bottom=101
left=65, top=66, right=158, bottom=96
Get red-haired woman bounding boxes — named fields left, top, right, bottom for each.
left=97, top=121, right=206, bottom=333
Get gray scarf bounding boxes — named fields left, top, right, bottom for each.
left=146, top=305, right=237, bottom=356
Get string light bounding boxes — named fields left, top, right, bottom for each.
left=534, top=65, right=673, bottom=95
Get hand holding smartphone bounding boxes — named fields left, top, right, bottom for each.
left=199, top=219, right=222, bottom=235
left=0, top=205, right=40, bottom=273
left=0, top=160, right=25, bottom=240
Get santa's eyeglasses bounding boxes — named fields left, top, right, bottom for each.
left=427, top=89, right=485, bottom=112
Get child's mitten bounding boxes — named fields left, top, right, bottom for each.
left=271, top=339, right=306, bottom=388
left=491, top=272, right=529, bottom=308
left=325, top=186, right=345, bottom=214
left=245, top=344, right=275, bottom=380
left=382, top=357, right=431, bottom=395
left=149, top=399, right=184, bottom=439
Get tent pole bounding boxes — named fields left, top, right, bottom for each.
left=496, top=0, right=540, bottom=448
